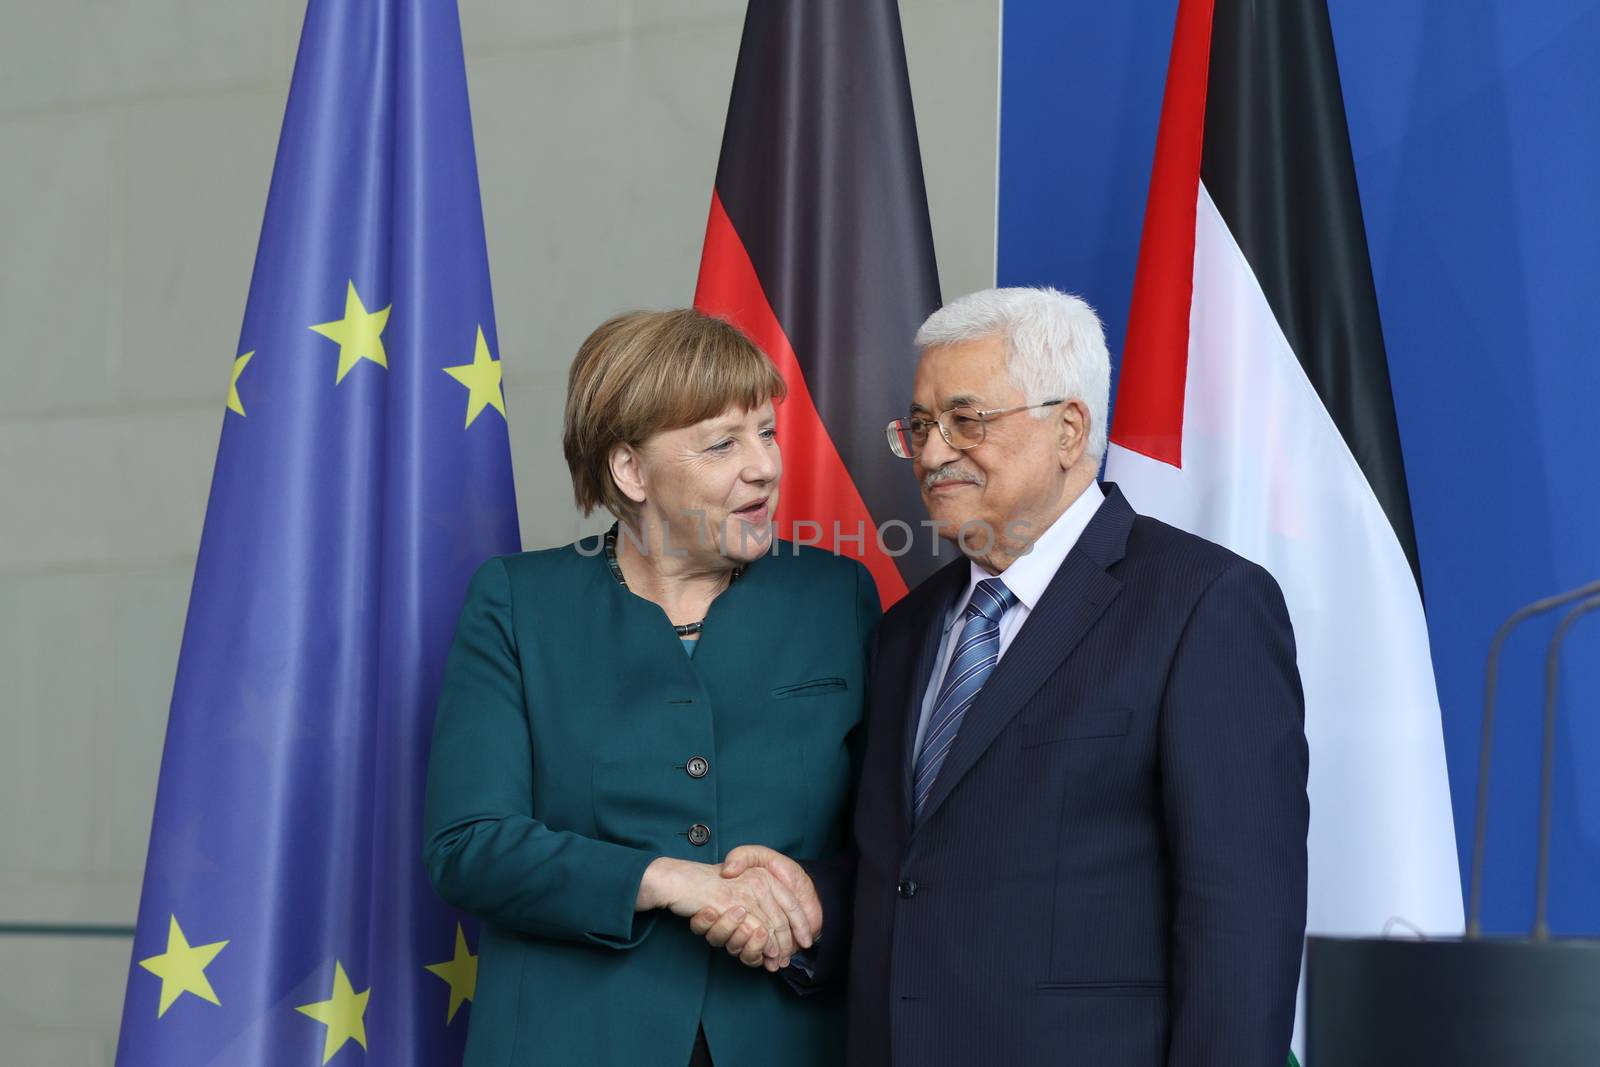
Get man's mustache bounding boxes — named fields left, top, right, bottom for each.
left=923, top=465, right=985, bottom=491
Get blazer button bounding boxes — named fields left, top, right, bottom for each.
left=687, top=823, right=712, bottom=847
left=896, top=879, right=918, bottom=899
left=686, top=756, right=709, bottom=779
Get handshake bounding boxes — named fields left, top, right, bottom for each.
left=636, top=845, right=821, bottom=972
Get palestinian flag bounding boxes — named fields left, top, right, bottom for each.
left=1104, top=0, right=1464, bottom=1056
left=695, top=0, right=951, bottom=606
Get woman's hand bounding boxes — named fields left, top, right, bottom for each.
left=690, top=845, right=822, bottom=972
left=638, top=857, right=812, bottom=970
left=691, top=864, right=815, bottom=971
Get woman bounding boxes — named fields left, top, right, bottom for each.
left=424, top=309, right=878, bottom=1066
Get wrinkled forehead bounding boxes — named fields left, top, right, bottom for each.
left=910, top=339, right=1019, bottom=413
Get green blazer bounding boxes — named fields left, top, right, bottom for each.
left=424, top=537, right=879, bottom=1066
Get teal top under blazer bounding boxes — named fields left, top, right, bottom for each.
left=424, top=536, right=880, bottom=1067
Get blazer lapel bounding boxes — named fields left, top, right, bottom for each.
left=913, top=485, right=1136, bottom=831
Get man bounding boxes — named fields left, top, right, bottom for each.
left=701, top=287, right=1308, bottom=1065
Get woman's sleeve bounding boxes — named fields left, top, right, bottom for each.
left=856, top=558, right=883, bottom=662
left=785, top=559, right=882, bottom=992
left=423, top=557, right=659, bottom=948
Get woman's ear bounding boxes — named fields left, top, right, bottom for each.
left=609, top=443, right=649, bottom=506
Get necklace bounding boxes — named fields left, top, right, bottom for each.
left=603, top=524, right=742, bottom=637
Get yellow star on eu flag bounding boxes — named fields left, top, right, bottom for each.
left=443, top=326, right=507, bottom=428
left=137, top=914, right=228, bottom=1018
left=310, top=281, right=390, bottom=384
left=424, top=922, right=478, bottom=1024
left=227, top=351, right=254, bottom=416
left=296, top=961, right=370, bottom=1064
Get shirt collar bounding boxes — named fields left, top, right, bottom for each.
left=943, top=481, right=1106, bottom=632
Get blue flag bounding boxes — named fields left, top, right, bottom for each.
left=115, top=1, right=518, bottom=1062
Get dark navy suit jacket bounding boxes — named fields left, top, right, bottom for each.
left=799, top=484, right=1308, bottom=1067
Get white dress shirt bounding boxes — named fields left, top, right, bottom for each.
left=910, top=482, right=1105, bottom=759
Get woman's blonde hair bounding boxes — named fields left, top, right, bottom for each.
left=562, top=309, right=786, bottom=518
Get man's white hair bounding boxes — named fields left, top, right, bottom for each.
left=914, top=286, right=1111, bottom=460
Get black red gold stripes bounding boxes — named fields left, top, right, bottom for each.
left=696, top=0, right=952, bottom=603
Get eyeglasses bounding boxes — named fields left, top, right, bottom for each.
left=885, top=400, right=1064, bottom=459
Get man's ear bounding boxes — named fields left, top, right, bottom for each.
left=1057, top=399, right=1090, bottom=470
left=609, top=443, right=649, bottom=506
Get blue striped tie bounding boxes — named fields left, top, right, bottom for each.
left=913, top=577, right=1017, bottom=819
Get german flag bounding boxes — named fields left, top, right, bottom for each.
left=695, top=0, right=951, bottom=607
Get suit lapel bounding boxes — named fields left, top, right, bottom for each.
left=913, top=486, right=1136, bottom=831
left=893, top=561, right=969, bottom=822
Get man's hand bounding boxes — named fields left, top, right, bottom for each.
left=721, top=845, right=824, bottom=937
left=638, top=857, right=806, bottom=969
left=686, top=845, right=823, bottom=972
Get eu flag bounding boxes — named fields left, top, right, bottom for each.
left=115, top=1, right=518, bottom=1062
